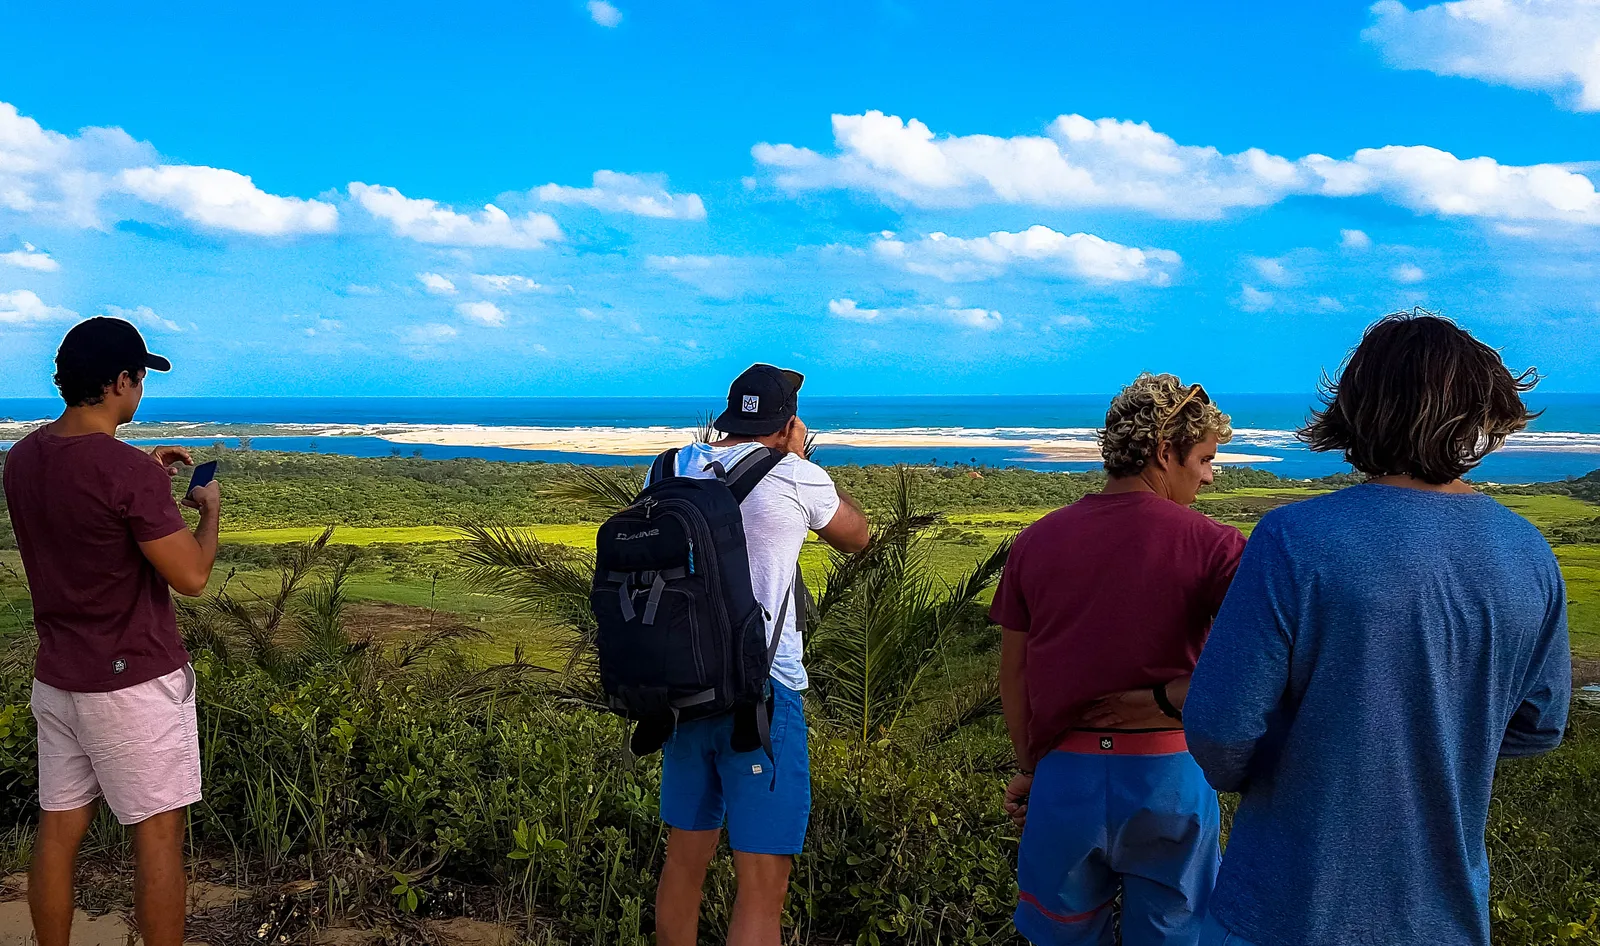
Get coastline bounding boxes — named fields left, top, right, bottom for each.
left=0, top=419, right=1281, bottom=464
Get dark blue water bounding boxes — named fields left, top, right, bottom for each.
left=4, top=396, right=1600, bottom=483
left=4, top=394, right=1599, bottom=433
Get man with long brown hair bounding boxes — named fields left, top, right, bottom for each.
left=1186, top=311, right=1571, bottom=946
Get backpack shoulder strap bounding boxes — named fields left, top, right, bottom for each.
left=724, top=446, right=784, bottom=504
left=647, top=448, right=680, bottom=487
left=753, top=575, right=798, bottom=766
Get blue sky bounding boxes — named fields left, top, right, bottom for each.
left=1, top=0, right=1598, bottom=397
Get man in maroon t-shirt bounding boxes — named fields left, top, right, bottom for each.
left=992, top=373, right=1245, bottom=946
left=4, top=318, right=222, bottom=946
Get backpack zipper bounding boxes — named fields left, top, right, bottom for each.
left=654, top=501, right=732, bottom=651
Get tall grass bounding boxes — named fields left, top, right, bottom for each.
left=0, top=477, right=1596, bottom=943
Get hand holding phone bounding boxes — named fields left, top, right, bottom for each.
left=183, top=461, right=220, bottom=511
left=187, top=460, right=218, bottom=496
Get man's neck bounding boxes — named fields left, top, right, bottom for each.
left=1369, top=474, right=1476, bottom=494
left=709, top=436, right=778, bottom=449
left=50, top=404, right=123, bottom=439
left=1101, top=474, right=1153, bottom=496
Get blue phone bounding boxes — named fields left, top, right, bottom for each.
left=187, top=460, right=218, bottom=495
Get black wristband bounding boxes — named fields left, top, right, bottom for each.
left=1152, top=682, right=1183, bottom=722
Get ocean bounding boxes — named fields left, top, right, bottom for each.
left=3, top=394, right=1600, bottom=484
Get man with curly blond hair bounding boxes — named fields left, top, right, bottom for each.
left=992, top=372, right=1246, bottom=946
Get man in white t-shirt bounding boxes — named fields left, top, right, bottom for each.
left=651, top=364, right=869, bottom=946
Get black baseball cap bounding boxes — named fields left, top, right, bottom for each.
left=56, top=317, right=171, bottom=379
left=714, top=363, right=805, bottom=436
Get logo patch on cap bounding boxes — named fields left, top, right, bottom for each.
left=1099, top=736, right=1114, bottom=751
left=741, top=395, right=759, bottom=413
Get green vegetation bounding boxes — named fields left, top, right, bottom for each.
left=0, top=449, right=1597, bottom=943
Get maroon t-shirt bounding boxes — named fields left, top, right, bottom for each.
left=989, top=490, right=1246, bottom=762
left=4, top=429, right=191, bottom=692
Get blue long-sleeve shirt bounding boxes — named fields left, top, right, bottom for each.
left=1186, top=484, right=1570, bottom=946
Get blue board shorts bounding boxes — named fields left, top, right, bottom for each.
left=659, top=680, right=811, bottom=855
left=1198, top=913, right=1258, bottom=946
left=1015, top=730, right=1220, bottom=946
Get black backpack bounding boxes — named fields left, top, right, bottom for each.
left=591, top=446, right=797, bottom=757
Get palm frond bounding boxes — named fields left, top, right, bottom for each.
left=695, top=412, right=719, bottom=445
left=457, top=522, right=600, bottom=688
left=390, top=618, right=487, bottom=670
left=538, top=465, right=643, bottom=516
left=292, top=552, right=362, bottom=667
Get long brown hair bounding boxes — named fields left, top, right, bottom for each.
left=1298, top=310, right=1539, bottom=484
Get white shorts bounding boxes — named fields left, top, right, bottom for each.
left=30, top=664, right=203, bottom=825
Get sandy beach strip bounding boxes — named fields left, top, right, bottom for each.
left=372, top=424, right=1281, bottom=463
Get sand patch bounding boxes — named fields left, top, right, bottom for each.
left=0, top=900, right=131, bottom=946
left=370, top=424, right=1279, bottom=464
left=187, top=881, right=249, bottom=913
left=425, top=916, right=521, bottom=946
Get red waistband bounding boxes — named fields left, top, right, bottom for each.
left=1055, top=730, right=1188, bottom=756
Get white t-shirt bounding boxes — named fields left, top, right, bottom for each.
left=648, top=442, right=841, bottom=691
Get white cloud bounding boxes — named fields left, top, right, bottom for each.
left=103, top=303, right=182, bottom=332
left=472, top=273, right=542, bottom=293
left=0, top=100, right=155, bottom=227
left=535, top=171, right=706, bottom=220
left=0, top=289, right=75, bottom=324
left=418, top=272, right=456, bottom=294
left=1340, top=228, right=1373, bottom=250
left=1248, top=256, right=1296, bottom=287
left=1392, top=262, right=1428, bottom=283
left=1326, top=144, right=1600, bottom=222
left=1316, top=296, right=1346, bottom=311
left=755, top=111, right=1302, bottom=218
left=404, top=323, right=458, bottom=344
left=755, top=109, right=1600, bottom=225
left=1239, top=285, right=1276, bottom=312
left=0, top=99, right=335, bottom=236
left=873, top=226, right=1180, bottom=284
left=1, top=243, right=57, bottom=271
left=345, top=284, right=381, bottom=296
left=588, top=0, right=622, bottom=26
left=1365, top=0, right=1600, bottom=111
left=827, top=296, right=1002, bottom=330
left=828, top=298, right=879, bottom=320
left=946, top=304, right=1004, bottom=330
left=456, top=300, right=507, bottom=326
left=349, top=182, right=563, bottom=249
left=118, top=165, right=337, bottom=236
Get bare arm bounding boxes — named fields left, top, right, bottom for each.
left=999, top=627, right=1033, bottom=826
left=814, top=487, right=869, bottom=554
left=138, top=481, right=220, bottom=597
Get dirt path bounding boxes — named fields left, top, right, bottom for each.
left=343, top=602, right=478, bottom=645
left=0, top=873, right=524, bottom=946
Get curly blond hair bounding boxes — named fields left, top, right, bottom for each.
left=1098, top=373, right=1233, bottom=477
